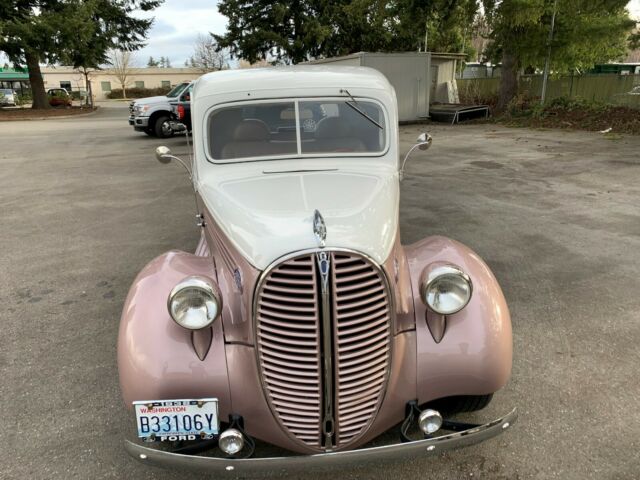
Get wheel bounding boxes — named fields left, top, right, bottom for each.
left=427, top=394, right=493, bottom=415
left=153, top=115, right=174, bottom=139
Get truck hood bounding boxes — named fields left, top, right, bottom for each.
left=133, top=95, right=170, bottom=106
left=197, top=166, right=399, bottom=270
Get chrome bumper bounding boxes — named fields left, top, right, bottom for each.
left=129, top=115, right=149, bottom=128
left=124, top=408, right=517, bottom=475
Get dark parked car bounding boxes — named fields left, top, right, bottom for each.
left=47, top=88, right=72, bottom=107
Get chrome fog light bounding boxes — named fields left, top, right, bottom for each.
left=218, top=428, right=244, bottom=455
left=418, top=409, right=443, bottom=434
left=421, top=264, right=472, bottom=315
left=168, top=276, right=222, bottom=330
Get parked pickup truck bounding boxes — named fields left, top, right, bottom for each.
left=169, top=84, right=193, bottom=134
left=129, top=82, right=192, bottom=138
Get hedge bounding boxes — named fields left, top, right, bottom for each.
left=106, top=86, right=172, bottom=99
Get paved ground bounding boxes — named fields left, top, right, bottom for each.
left=1, top=104, right=639, bottom=479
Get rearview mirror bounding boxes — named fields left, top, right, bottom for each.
left=155, top=145, right=173, bottom=164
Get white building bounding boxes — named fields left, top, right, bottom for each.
left=40, top=66, right=203, bottom=100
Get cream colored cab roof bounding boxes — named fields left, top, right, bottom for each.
left=194, top=65, right=394, bottom=100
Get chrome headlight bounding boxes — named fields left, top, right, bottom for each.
left=168, top=276, right=222, bottom=330
left=134, top=105, right=149, bottom=115
left=420, top=264, right=472, bottom=315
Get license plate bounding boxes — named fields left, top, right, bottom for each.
left=133, top=398, right=219, bottom=442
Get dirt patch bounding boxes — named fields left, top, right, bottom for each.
left=502, top=104, right=640, bottom=135
left=0, top=106, right=98, bottom=121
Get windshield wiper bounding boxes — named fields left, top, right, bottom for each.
left=340, top=89, right=383, bottom=130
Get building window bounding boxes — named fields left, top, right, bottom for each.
left=101, top=81, right=111, bottom=92
left=60, top=81, right=72, bottom=91
left=135, top=81, right=145, bottom=89
left=161, top=80, right=171, bottom=88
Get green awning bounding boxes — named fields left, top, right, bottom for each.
left=0, top=68, right=30, bottom=81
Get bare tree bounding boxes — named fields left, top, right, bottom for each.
left=188, top=34, right=229, bottom=72
left=238, top=59, right=270, bottom=69
left=470, top=14, right=491, bottom=63
left=108, top=49, right=137, bottom=98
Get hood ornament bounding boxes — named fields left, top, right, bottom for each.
left=313, top=210, right=327, bottom=248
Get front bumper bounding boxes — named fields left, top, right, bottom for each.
left=124, top=408, right=517, bottom=475
left=129, top=115, right=149, bottom=129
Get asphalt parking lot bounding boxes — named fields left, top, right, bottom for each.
left=1, top=103, right=639, bottom=479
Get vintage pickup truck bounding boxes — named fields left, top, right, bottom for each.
left=118, top=66, right=515, bottom=474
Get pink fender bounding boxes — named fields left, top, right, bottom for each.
left=117, top=251, right=231, bottom=417
left=405, top=236, right=513, bottom=404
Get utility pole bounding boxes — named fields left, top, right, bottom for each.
left=424, top=21, right=428, bottom=52
left=541, top=0, right=559, bottom=105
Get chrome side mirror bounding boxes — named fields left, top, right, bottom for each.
left=155, top=145, right=192, bottom=177
left=416, top=133, right=433, bottom=151
left=155, top=146, right=173, bottom=164
left=400, top=132, right=433, bottom=180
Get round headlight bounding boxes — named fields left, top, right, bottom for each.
left=420, top=265, right=472, bottom=315
left=168, top=276, right=222, bottom=330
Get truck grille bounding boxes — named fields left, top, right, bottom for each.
left=255, top=251, right=392, bottom=451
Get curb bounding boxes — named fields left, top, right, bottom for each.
left=0, top=107, right=101, bottom=122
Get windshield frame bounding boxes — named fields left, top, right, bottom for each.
left=167, top=82, right=190, bottom=98
left=203, top=96, right=390, bottom=165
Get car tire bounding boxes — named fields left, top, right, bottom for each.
left=427, top=394, right=493, bottom=414
left=144, top=128, right=156, bottom=137
left=153, top=115, right=174, bottom=139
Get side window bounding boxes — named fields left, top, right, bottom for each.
left=60, top=81, right=72, bottom=91
left=101, top=81, right=111, bottom=92
left=181, top=86, right=193, bottom=102
left=135, top=81, right=145, bottom=89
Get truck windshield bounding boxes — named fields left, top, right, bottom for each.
left=208, top=99, right=386, bottom=161
left=167, top=83, right=188, bottom=98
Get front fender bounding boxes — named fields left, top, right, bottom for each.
left=405, top=236, right=512, bottom=403
left=117, top=251, right=231, bottom=416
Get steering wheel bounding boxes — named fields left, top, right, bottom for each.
left=302, top=118, right=317, bottom=133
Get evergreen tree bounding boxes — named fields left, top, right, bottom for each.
left=483, top=0, right=636, bottom=110
left=213, top=0, right=479, bottom=64
left=147, top=56, right=159, bottom=67
left=0, top=0, right=163, bottom=109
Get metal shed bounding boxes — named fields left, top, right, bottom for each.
left=309, top=52, right=465, bottom=122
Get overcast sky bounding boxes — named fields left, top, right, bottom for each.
left=135, top=0, right=228, bottom=67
